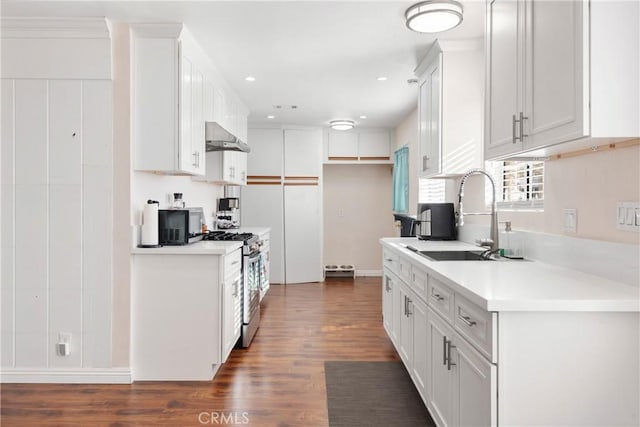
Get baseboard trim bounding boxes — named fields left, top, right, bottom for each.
left=355, top=270, right=382, bottom=277
left=0, top=367, right=132, bottom=384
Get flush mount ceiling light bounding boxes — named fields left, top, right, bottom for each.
left=245, top=76, right=256, bottom=82
left=330, top=120, right=354, bottom=131
left=405, top=0, right=463, bottom=33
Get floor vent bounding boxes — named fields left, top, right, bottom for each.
left=324, top=264, right=355, bottom=279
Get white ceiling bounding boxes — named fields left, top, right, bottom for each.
left=2, top=1, right=485, bottom=129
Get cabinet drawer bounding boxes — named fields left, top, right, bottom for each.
left=427, top=276, right=454, bottom=323
left=454, top=293, right=494, bottom=360
left=410, top=265, right=428, bottom=299
left=383, top=249, right=399, bottom=276
left=398, top=257, right=412, bottom=284
left=224, top=249, right=242, bottom=278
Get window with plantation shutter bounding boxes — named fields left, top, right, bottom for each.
left=418, top=178, right=445, bottom=203
left=485, top=161, right=544, bottom=210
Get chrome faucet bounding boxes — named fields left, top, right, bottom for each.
left=456, top=168, right=499, bottom=254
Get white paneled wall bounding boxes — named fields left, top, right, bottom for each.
left=1, top=78, right=113, bottom=371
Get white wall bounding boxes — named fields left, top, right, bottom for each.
left=322, top=164, right=395, bottom=273
left=1, top=18, right=117, bottom=378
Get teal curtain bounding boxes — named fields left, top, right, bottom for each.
left=392, top=146, right=409, bottom=212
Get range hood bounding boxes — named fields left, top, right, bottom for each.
left=205, top=121, right=251, bottom=153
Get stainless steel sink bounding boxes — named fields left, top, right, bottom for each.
left=416, top=250, right=493, bottom=261
left=405, top=246, right=493, bottom=261
left=406, top=245, right=528, bottom=262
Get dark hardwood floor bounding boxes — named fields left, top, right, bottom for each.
left=1, top=278, right=400, bottom=426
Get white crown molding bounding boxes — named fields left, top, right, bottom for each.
left=0, top=368, right=132, bottom=384
left=0, top=17, right=111, bottom=39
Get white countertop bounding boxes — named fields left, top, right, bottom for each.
left=381, top=238, right=640, bottom=312
left=132, top=240, right=242, bottom=255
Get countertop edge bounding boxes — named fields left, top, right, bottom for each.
left=380, top=238, right=640, bottom=313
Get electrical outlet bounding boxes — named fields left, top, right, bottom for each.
left=616, top=202, right=640, bottom=232
left=57, top=333, right=71, bottom=357
left=563, top=209, right=577, bottom=233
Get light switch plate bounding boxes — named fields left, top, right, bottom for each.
left=616, top=202, right=640, bottom=232
left=563, top=208, right=577, bottom=233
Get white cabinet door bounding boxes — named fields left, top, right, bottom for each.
left=241, top=184, right=284, bottom=284
left=284, top=129, right=322, bottom=177
left=191, top=66, right=205, bottom=175
left=358, top=130, right=390, bottom=159
left=283, top=184, right=322, bottom=283
left=179, top=54, right=193, bottom=173
left=453, top=333, right=497, bottom=427
left=327, top=131, right=358, bottom=159
left=382, top=273, right=395, bottom=344
left=412, top=296, right=428, bottom=402
left=418, top=80, right=429, bottom=176
left=485, top=0, right=521, bottom=159
left=247, top=128, right=283, bottom=177
left=427, top=308, right=455, bottom=427
left=524, top=0, right=587, bottom=149
left=398, top=283, right=413, bottom=368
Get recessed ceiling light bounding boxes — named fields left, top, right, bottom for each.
left=405, top=1, right=464, bottom=33
left=267, top=115, right=275, bottom=119
left=330, top=120, right=355, bottom=131
left=245, top=76, right=256, bottom=82
left=377, top=76, right=388, bottom=81
left=360, top=115, right=367, bottom=119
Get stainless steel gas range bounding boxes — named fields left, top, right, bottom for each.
left=203, top=231, right=262, bottom=347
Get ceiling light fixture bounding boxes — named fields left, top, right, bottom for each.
left=330, top=120, right=354, bottom=131
left=360, top=115, right=367, bottom=119
left=405, top=0, right=463, bottom=33
left=267, top=115, right=275, bottom=119
left=377, top=76, right=388, bottom=81
left=245, top=76, right=256, bottom=82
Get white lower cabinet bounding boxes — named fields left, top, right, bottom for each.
left=383, top=250, right=496, bottom=427
left=427, top=307, right=497, bottom=427
left=398, top=281, right=414, bottom=367
left=382, top=273, right=396, bottom=345
left=222, top=250, right=242, bottom=361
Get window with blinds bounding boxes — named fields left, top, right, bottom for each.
left=485, top=160, right=544, bottom=210
left=418, top=178, right=445, bottom=203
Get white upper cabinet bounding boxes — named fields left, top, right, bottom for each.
left=416, top=39, right=483, bottom=177
left=132, top=24, right=205, bottom=175
left=359, top=131, right=391, bottom=159
left=246, top=128, right=284, bottom=177
left=285, top=129, right=322, bottom=177
left=485, top=0, right=640, bottom=160
left=325, top=129, right=392, bottom=163
left=327, top=131, right=359, bottom=159
left=132, top=24, right=248, bottom=177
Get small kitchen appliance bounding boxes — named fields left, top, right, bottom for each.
left=158, top=207, right=206, bottom=245
left=216, top=197, right=240, bottom=229
left=414, top=203, right=457, bottom=240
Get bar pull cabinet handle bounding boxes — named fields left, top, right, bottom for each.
left=192, top=152, right=199, bottom=167
left=519, top=111, right=529, bottom=141
left=446, top=339, right=457, bottom=371
left=443, top=335, right=448, bottom=365
left=512, top=114, right=518, bottom=144
left=431, top=293, right=444, bottom=302
left=404, top=295, right=408, bottom=316
left=459, top=315, right=477, bottom=327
